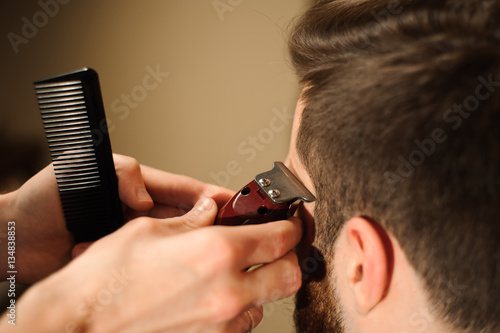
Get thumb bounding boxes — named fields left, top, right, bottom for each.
left=163, top=196, right=218, bottom=234
left=114, top=154, right=154, bottom=212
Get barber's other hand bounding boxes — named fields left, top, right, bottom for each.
left=1, top=154, right=232, bottom=284
left=114, top=154, right=234, bottom=222
left=72, top=154, right=235, bottom=257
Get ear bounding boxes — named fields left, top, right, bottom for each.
left=344, top=217, right=393, bottom=315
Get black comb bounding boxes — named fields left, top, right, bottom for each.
left=34, top=68, right=123, bottom=243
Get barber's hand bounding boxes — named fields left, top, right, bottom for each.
left=72, top=155, right=235, bottom=256
left=113, top=155, right=234, bottom=222
left=17, top=198, right=302, bottom=333
left=2, top=154, right=232, bottom=284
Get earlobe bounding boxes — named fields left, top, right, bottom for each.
left=345, top=217, right=393, bottom=315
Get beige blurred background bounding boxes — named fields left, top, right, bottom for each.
left=0, top=0, right=312, bottom=331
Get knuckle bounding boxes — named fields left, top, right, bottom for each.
left=181, top=213, right=197, bottom=230
left=126, top=158, right=141, bottom=175
left=116, top=155, right=141, bottom=175
left=128, top=217, right=164, bottom=236
left=271, top=225, right=289, bottom=259
left=282, top=254, right=302, bottom=294
left=203, top=184, right=219, bottom=197
left=206, top=232, right=240, bottom=269
left=211, top=287, right=245, bottom=322
left=181, top=209, right=206, bottom=230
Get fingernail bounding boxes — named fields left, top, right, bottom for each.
left=194, top=196, right=213, bottom=213
left=137, top=188, right=152, bottom=202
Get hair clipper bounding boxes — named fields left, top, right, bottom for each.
left=215, top=162, right=315, bottom=226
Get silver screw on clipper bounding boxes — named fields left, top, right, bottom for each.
left=268, top=189, right=281, bottom=199
left=258, top=178, right=271, bottom=187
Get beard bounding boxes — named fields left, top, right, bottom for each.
left=293, top=202, right=346, bottom=332
left=293, top=255, right=346, bottom=333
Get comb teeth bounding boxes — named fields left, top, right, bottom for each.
left=35, top=80, right=101, bottom=191
left=34, top=68, right=124, bottom=242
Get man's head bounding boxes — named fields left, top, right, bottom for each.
left=285, top=0, right=500, bottom=332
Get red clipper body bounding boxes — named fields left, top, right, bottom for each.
left=215, top=162, right=315, bottom=226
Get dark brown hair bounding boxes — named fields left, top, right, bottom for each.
left=290, top=0, right=500, bottom=331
